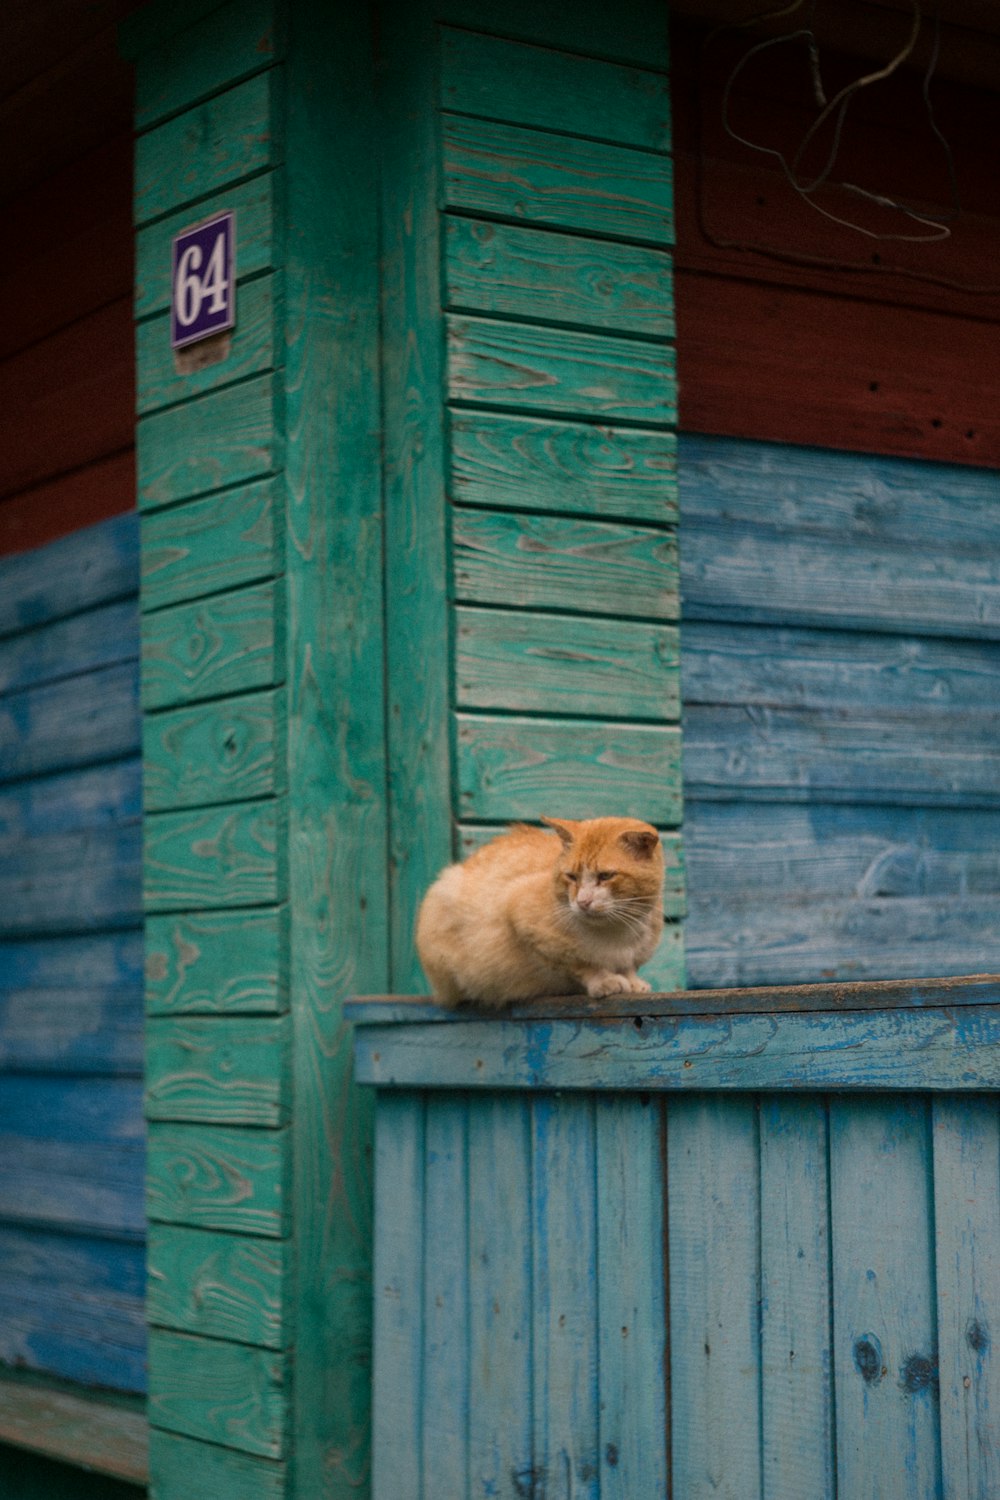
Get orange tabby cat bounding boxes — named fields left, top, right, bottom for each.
left=416, top=816, right=664, bottom=1007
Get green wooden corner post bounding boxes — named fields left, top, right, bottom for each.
left=128, top=0, right=383, bottom=1494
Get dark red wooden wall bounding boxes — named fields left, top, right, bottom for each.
left=0, top=2, right=138, bottom=557
left=672, top=13, right=1000, bottom=467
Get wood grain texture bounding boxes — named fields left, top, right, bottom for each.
left=453, top=507, right=678, bottom=619
left=137, top=372, right=282, bottom=512
left=0, top=511, right=138, bottom=638
left=456, top=821, right=687, bottom=918
left=146, top=1121, right=288, bottom=1236
left=759, top=1098, right=835, bottom=1500
left=0, top=662, right=139, bottom=784
left=353, top=1003, right=1000, bottom=1092
left=0, top=1226, right=146, bottom=1393
left=449, top=411, right=677, bottom=523
left=680, top=433, right=1000, bottom=638
left=667, top=1095, right=761, bottom=1500
left=135, top=0, right=280, bottom=129
left=456, top=712, right=682, bottom=823
left=134, top=71, right=283, bottom=225
left=143, top=688, right=285, bottom=810
left=467, top=1094, right=533, bottom=1496
left=140, top=477, right=279, bottom=614
left=447, top=313, right=676, bottom=424
left=443, top=113, right=674, bottom=244
left=145, top=907, right=287, bottom=1015
left=444, top=216, right=674, bottom=336
left=932, top=1097, right=1000, bottom=1499
left=143, top=800, right=283, bottom=912
left=136, top=174, right=280, bottom=319
left=0, top=930, right=144, bottom=996
left=148, top=1328, right=290, bottom=1458
left=594, top=1096, right=668, bottom=1499
left=149, top=1430, right=287, bottom=1500
left=829, top=1099, right=941, bottom=1500
left=0, top=986, right=142, bottom=1073
left=147, top=1223, right=289, bottom=1348
left=0, top=760, right=140, bottom=842
left=141, top=581, right=283, bottom=711
left=455, top=605, right=679, bottom=720
left=145, top=1015, right=290, bottom=1125
left=441, top=27, right=670, bottom=151
left=530, top=1094, right=600, bottom=1500
left=0, top=822, right=141, bottom=936
left=381, top=0, right=453, bottom=991
left=136, top=273, right=282, bottom=416
left=0, top=1379, right=148, bottom=1485
left=420, top=1098, right=469, bottom=1497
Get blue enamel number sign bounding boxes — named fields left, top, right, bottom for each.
left=171, top=212, right=235, bottom=349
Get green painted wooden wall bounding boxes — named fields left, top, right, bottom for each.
left=129, top=0, right=679, bottom=1494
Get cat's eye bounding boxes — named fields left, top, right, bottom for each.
left=564, top=870, right=580, bottom=884
left=596, top=871, right=616, bottom=883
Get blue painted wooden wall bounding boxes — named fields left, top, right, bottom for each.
left=680, top=433, right=1000, bottom=987
left=0, top=513, right=146, bottom=1393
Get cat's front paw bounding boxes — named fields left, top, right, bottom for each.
left=582, top=970, right=633, bottom=999
left=628, top=974, right=652, bottom=995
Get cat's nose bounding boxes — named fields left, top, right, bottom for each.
left=577, top=893, right=593, bottom=910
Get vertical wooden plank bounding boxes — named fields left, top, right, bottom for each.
left=830, top=1098, right=942, bottom=1500
left=531, top=1094, right=600, bottom=1500
left=467, top=1094, right=534, bottom=1499
left=933, top=1096, right=1000, bottom=1500
left=421, top=1096, right=469, bottom=1498
left=380, top=0, right=452, bottom=990
left=667, top=1095, right=762, bottom=1500
left=283, top=0, right=387, bottom=1492
left=595, top=1095, right=668, bottom=1499
left=759, top=1096, right=835, bottom=1500
left=372, top=1093, right=425, bottom=1500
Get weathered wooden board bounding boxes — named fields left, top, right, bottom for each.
left=134, top=72, right=283, bottom=224
left=420, top=1098, right=469, bottom=1495
left=0, top=930, right=144, bottom=995
left=455, top=606, right=679, bottom=720
left=684, top=702, right=1000, bottom=808
left=0, top=662, right=139, bottom=783
left=0, top=823, right=141, bottom=936
left=147, top=1224, right=289, bottom=1348
left=668, top=1095, right=761, bottom=1500
left=137, top=372, right=282, bottom=511
left=0, top=510, right=138, bottom=638
left=456, top=821, right=687, bottom=918
left=145, top=907, right=287, bottom=1015
left=447, top=314, right=676, bottom=424
left=140, top=477, right=279, bottom=614
left=148, top=1328, right=290, bottom=1458
left=453, top=506, right=678, bottom=619
left=456, top=712, right=682, bottom=823
left=443, top=113, right=674, bottom=244
left=353, top=1003, right=1000, bottom=1092
left=0, top=1377, right=148, bottom=1485
left=143, top=801, right=283, bottom=912
left=435, top=0, right=669, bottom=69
left=0, top=1225, right=146, bottom=1393
left=143, top=688, right=284, bottom=810
left=136, top=174, right=280, bottom=319
left=146, top=1121, right=289, bottom=1236
left=932, top=1097, right=1000, bottom=1499
left=141, top=581, right=282, bottom=710
left=135, top=0, right=279, bottom=129
left=759, top=1098, right=835, bottom=1500
left=0, top=987, right=142, bottom=1073
left=136, top=273, right=282, bottom=415
left=145, top=1015, right=290, bottom=1125
left=530, top=1094, right=600, bottom=1499
left=444, top=216, right=674, bottom=336
left=441, top=28, right=670, bottom=151
left=829, top=1099, right=940, bottom=1499
left=149, top=1430, right=287, bottom=1500
left=0, top=760, right=140, bottom=840
left=680, top=433, right=1000, bottom=638
left=449, top=411, right=677, bottom=523
left=0, top=598, right=137, bottom=695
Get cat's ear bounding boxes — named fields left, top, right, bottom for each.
left=619, top=829, right=660, bottom=860
left=541, top=816, right=577, bottom=848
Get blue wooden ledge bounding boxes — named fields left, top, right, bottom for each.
left=348, top=973, right=1000, bottom=1092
